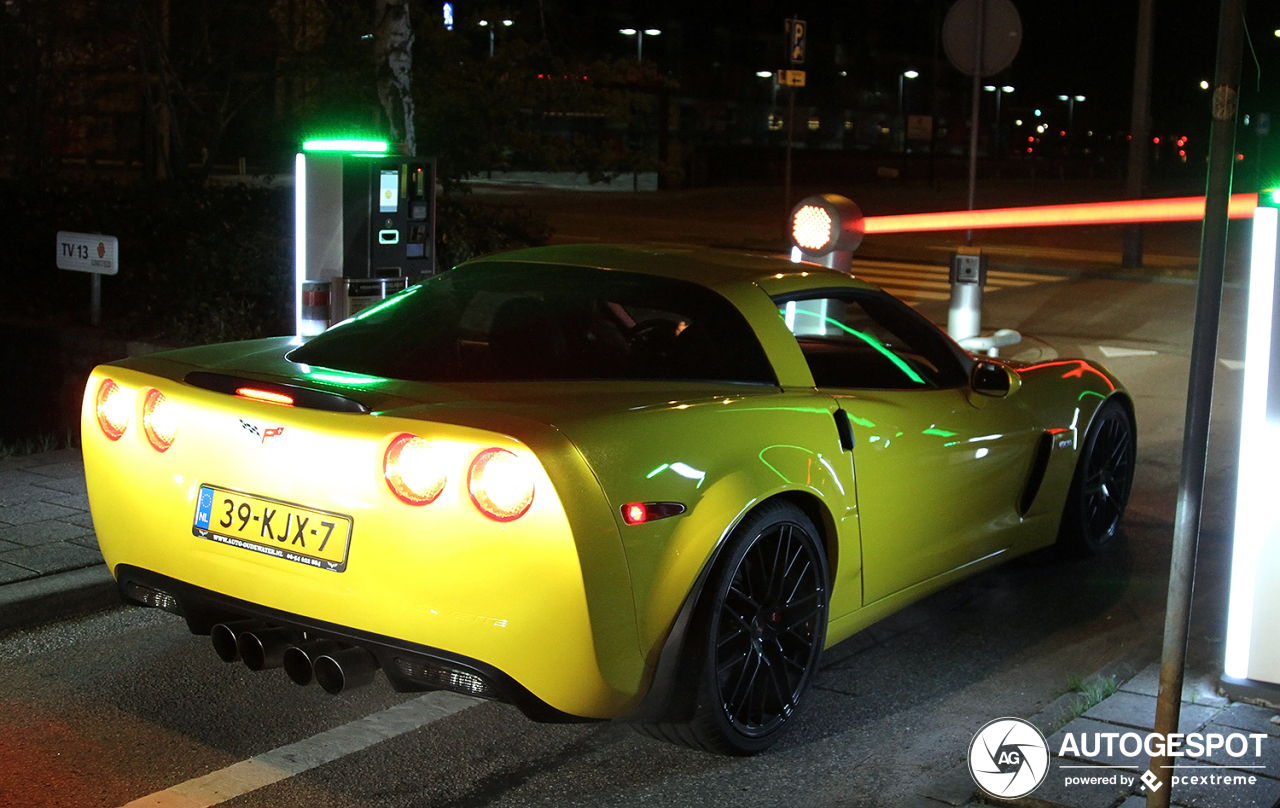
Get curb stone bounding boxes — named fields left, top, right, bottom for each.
left=0, top=564, right=118, bottom=634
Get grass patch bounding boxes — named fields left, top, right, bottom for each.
left=0, top=431, right=75, bottom=459
left=1060, top=673, right=1120, bottom=724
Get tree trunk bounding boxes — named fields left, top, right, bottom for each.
left=374, top=0, right=415, bottom=155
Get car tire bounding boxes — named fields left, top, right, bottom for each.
left=1059, top=399, right=1135, bottom=554
left=641, top=500, right=829, bottom=755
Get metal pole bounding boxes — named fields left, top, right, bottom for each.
left=899, top=73, right=906, bottom=154
left=1123, top=0, right=1156, bottom=268
left=785, top=84, right=795, bottom=229
left=1146, top=0, right=1245, bottom=805
left=965, top=0, right=985, bottom=246
left=90, top=274, right=101, bottom=327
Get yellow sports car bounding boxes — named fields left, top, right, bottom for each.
left=81, top=245, right=1134, bottom=754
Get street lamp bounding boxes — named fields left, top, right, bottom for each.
left=478, top=18, right=512, bottom=58
left=897, top=69, right=918, bottom=152
left=619, top=27, right=661, bottom=61
left=1057, top=94, right=1085, bottom=134
left=984, top=85, right=1014, bottom=155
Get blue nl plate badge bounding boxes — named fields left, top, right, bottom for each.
left=194, top=486, right=214, bottom=530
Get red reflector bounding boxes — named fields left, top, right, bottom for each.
left=621, top=501, right=686, bottom=525
left=235, top=387, right=295, bottom=407
left=623, top=503, right=648, bottom=525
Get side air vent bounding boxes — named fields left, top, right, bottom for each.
left=1019, top=431, right=1054, bottom=516
left=184, top=372, right=369, bottom=414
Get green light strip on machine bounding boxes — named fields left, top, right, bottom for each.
left=302, top=139, right=389, bottom=154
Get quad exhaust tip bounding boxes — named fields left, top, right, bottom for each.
left=313, top=647, right=379, bottom=695
left=237, top=626, right=301, bottom=671
left=283, top=639, right=343, bottom=686
left=210, top=620, right=265, bottom=663
left=210, top=621, right=381, bottom=694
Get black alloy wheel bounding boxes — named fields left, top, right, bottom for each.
left=692, top=501, right=829, bottom=754
left=1062, top=400, right=1135, bottom=554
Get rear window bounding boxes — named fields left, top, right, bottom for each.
left=288, top=263, right=776, bottom=385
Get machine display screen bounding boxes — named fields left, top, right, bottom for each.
left=379, top=170, right=399, bottom=213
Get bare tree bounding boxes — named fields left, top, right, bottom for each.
left=374, top=0, right=414, bottom=154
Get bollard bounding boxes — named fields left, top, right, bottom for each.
left=300, top=280, right=331, bottom=336
left=947, top=247, right=986, bottom=342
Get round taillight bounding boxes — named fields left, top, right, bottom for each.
left=95, top=378, right=130, bottom=441
left=468, top=447, right=535, bottom=522
left=384, top=433, right=448, bottom=505
left=142, top=388, right=177, bottom=452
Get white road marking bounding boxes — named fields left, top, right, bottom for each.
left=847, top=261, right=1067, bottom=304
left=764, top=253, right=1067, bottom=304
left=1098, top=346, right=1160, bottom=358
left=1221, top=359, right=1246, bottom=370
left=119, top=691, right=479, bottom=808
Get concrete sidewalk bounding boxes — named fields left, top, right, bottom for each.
left=906, top=655, right=1280, bottom=808
left=0, top=447, right=118, bottom=633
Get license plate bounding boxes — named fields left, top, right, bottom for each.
left=193, top=485, right=353, bottom=572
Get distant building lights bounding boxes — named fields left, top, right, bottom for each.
left=442, top=2, right=452, bottom=30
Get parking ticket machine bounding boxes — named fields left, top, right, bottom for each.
left=343, top=157, right=436, bottom=280
left=295, top=140, right=436, bottom=335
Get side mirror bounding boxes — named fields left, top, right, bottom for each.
left=971, top=360, right=1020, bottom=398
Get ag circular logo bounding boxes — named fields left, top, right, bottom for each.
left=968, top=717, right=1050, bottom=798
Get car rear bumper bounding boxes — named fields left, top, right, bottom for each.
left=115, top=565, right=595, bottom=722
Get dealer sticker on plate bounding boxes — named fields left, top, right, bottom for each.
left=193, top=485, right=353, bottom=572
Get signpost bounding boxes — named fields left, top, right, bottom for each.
left=56, top=231, right=118, bottom=327
left=783, top=18, right=806, bottom=236
left=777, top=70, right=806, bottom=87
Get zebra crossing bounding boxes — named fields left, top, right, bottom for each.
left=847, top=259, right=1067, bottom=304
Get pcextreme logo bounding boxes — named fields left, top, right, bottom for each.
left=968, top=717, right=1051, bottom=798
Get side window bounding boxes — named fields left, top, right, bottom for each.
left=777, top=292, right=968, bottom=390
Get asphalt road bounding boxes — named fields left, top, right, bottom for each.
left=0, top=251, right=1249, bottom=807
